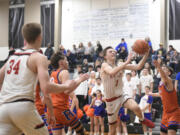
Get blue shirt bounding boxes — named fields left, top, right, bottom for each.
left=115, top=42, right=128, bottom=53
left=176, top=72, right=180, bottom=91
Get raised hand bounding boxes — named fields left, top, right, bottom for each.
left=79, top=73, right=90, bottom=82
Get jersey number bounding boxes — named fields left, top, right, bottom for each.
left=7, top=59, right=21, bottom=75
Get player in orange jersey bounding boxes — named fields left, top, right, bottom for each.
left=149, top=60, right=180, bottom=135
left=50, top=51, right=89, bottom=135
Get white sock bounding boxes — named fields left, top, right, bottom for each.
left=101, top=133, right=104, bottom=135
left=144, top=132, right=148, bottom=135
left=117, top=133, right=121, bottom=135
left=149, top=131, right=152, bottom=135
left=124, top=133, right=128, bottom=135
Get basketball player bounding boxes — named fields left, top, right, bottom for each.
left=50, top=51, right=87, bottom=135
left=149, top=60, right=180, bottom=135
left=0, top=23, right=88, bottom=135
left=100, top=46, right=154, bottom=135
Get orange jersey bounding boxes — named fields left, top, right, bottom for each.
left=50, top=69, right=69, bottom=110
left=158, top=82, right=179, bottom=113
left=35, top=83, right=45, bottom=115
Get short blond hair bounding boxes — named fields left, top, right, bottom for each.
left=22, top=23, right=42, bottom=44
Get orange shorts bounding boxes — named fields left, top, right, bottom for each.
left=161, top=109, right=180, bottom=131
left=52, top=108, right=79, bottom=130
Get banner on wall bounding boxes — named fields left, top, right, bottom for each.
left=72, top=3, right=149, bottom=44
left=169, top=0, right=180, bottom=40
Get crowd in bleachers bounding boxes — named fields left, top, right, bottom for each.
left=44, top=37, right=180, bottom=134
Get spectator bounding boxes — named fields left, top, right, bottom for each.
left=175, top=72, right=180, bottom=106
left=131, top=70, right=141, bottom=103
left=71, top=44, right=78, bottom=54
left=88, top=65, right=94, bottom=74
left=145, top=37, right=153, bottom=55
left=91, top=77, right=104, bottom=96
left=74, top=71, right=88, bottom=109
left=123, top=73, right=137, bottom=124
left=95, top=65, right=101, bottom=78
left=140, top=62, right=154, bottom=76
left=156, top=43, right=166, bottom=59
left=44, top=43, right=54, bottom=60
left=169, top=50, right=180, bottom=72
left=95, top=41, right=103, bottom=56
left=84, top=41, right=94, bottom=62
left=167, top=45, right=175, bottom=57
left=117, top=46, right=128, bottom=61
left=115, top=38, right=128, bottom=54
left=82, top=59, right=89, bottom=73
left=66, top=49, right=76, bottom=73
left=58, top=44, right=67, bottom=55
left=77, top=42, right=85, bottom=63
left=88, top=71, right=96, bottom=103
left=94, top=58, right=102, bottom=70
left=73, top=65, right=82, bottom=79
left=140, top=68, right=154, bottom=96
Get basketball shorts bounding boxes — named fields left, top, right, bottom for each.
left=160, top=109, right=180, bottom=133
left=52, top=108, right=79, bottom=131
left=0, top=102, right=49, bottom=135
left=106, top=94, right=131, bottom=124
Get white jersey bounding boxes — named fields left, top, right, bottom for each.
left=0, top=49, right=38, bottom=104
left=101, top=63, right=123, bottom=99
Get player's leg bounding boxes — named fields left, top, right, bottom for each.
left=99, top=117, right=104, bottom=135
left=116, top=118, right=122, bottom=135
left=167, top=129, right=177, bottom=135
left=123, top=98, right=154, bottom=128
left=148, top=128, right=152, bottom=135
left=123, top=99, right=143, bottom=120
left=142, top=124, right=147, bottom=135
left=67, top=127, right=73, bottom=135
left=94, top=116, right=99, bottom=135
left=121, top=122, right=127, bottom=135
left=90, top=117, right=94, bottom=135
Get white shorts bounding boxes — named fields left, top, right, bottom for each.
left=106, top=93, right=131, bottom=124
left=0, top=102, right=49, bottom=135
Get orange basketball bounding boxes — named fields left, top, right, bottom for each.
left=77, top=109, right=83, bottom=119
left=132, top=39, right=149, bottom=55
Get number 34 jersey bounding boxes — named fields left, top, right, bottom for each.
left=0, top=49, right=39, bottom=104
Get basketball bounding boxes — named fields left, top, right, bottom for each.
left=132, top=39, right=149, bottom=55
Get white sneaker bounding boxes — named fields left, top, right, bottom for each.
left=73, top=131, right=76, bottom=135
left=129, top=123, right=134, bottom=126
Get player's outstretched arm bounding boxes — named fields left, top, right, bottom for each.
left=148, top=92, right=160, bottom=97
left=59, top=70, right=89, bottom=94
left=153, top=60, right=173, bottom=91
left=0, top=63, right=6, bottom=91
left=28, top=53, right=76, bottom=94
left=102, top=52, right=132, bottom=76
left=125, top=49, right=149, bottom=70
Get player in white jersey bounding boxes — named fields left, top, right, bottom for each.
left=0, top=23, right=89, bottom=135
left=100, top=46, right=155, bottom=135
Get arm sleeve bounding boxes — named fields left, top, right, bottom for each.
left=147, top=96, right=153, bottom=104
